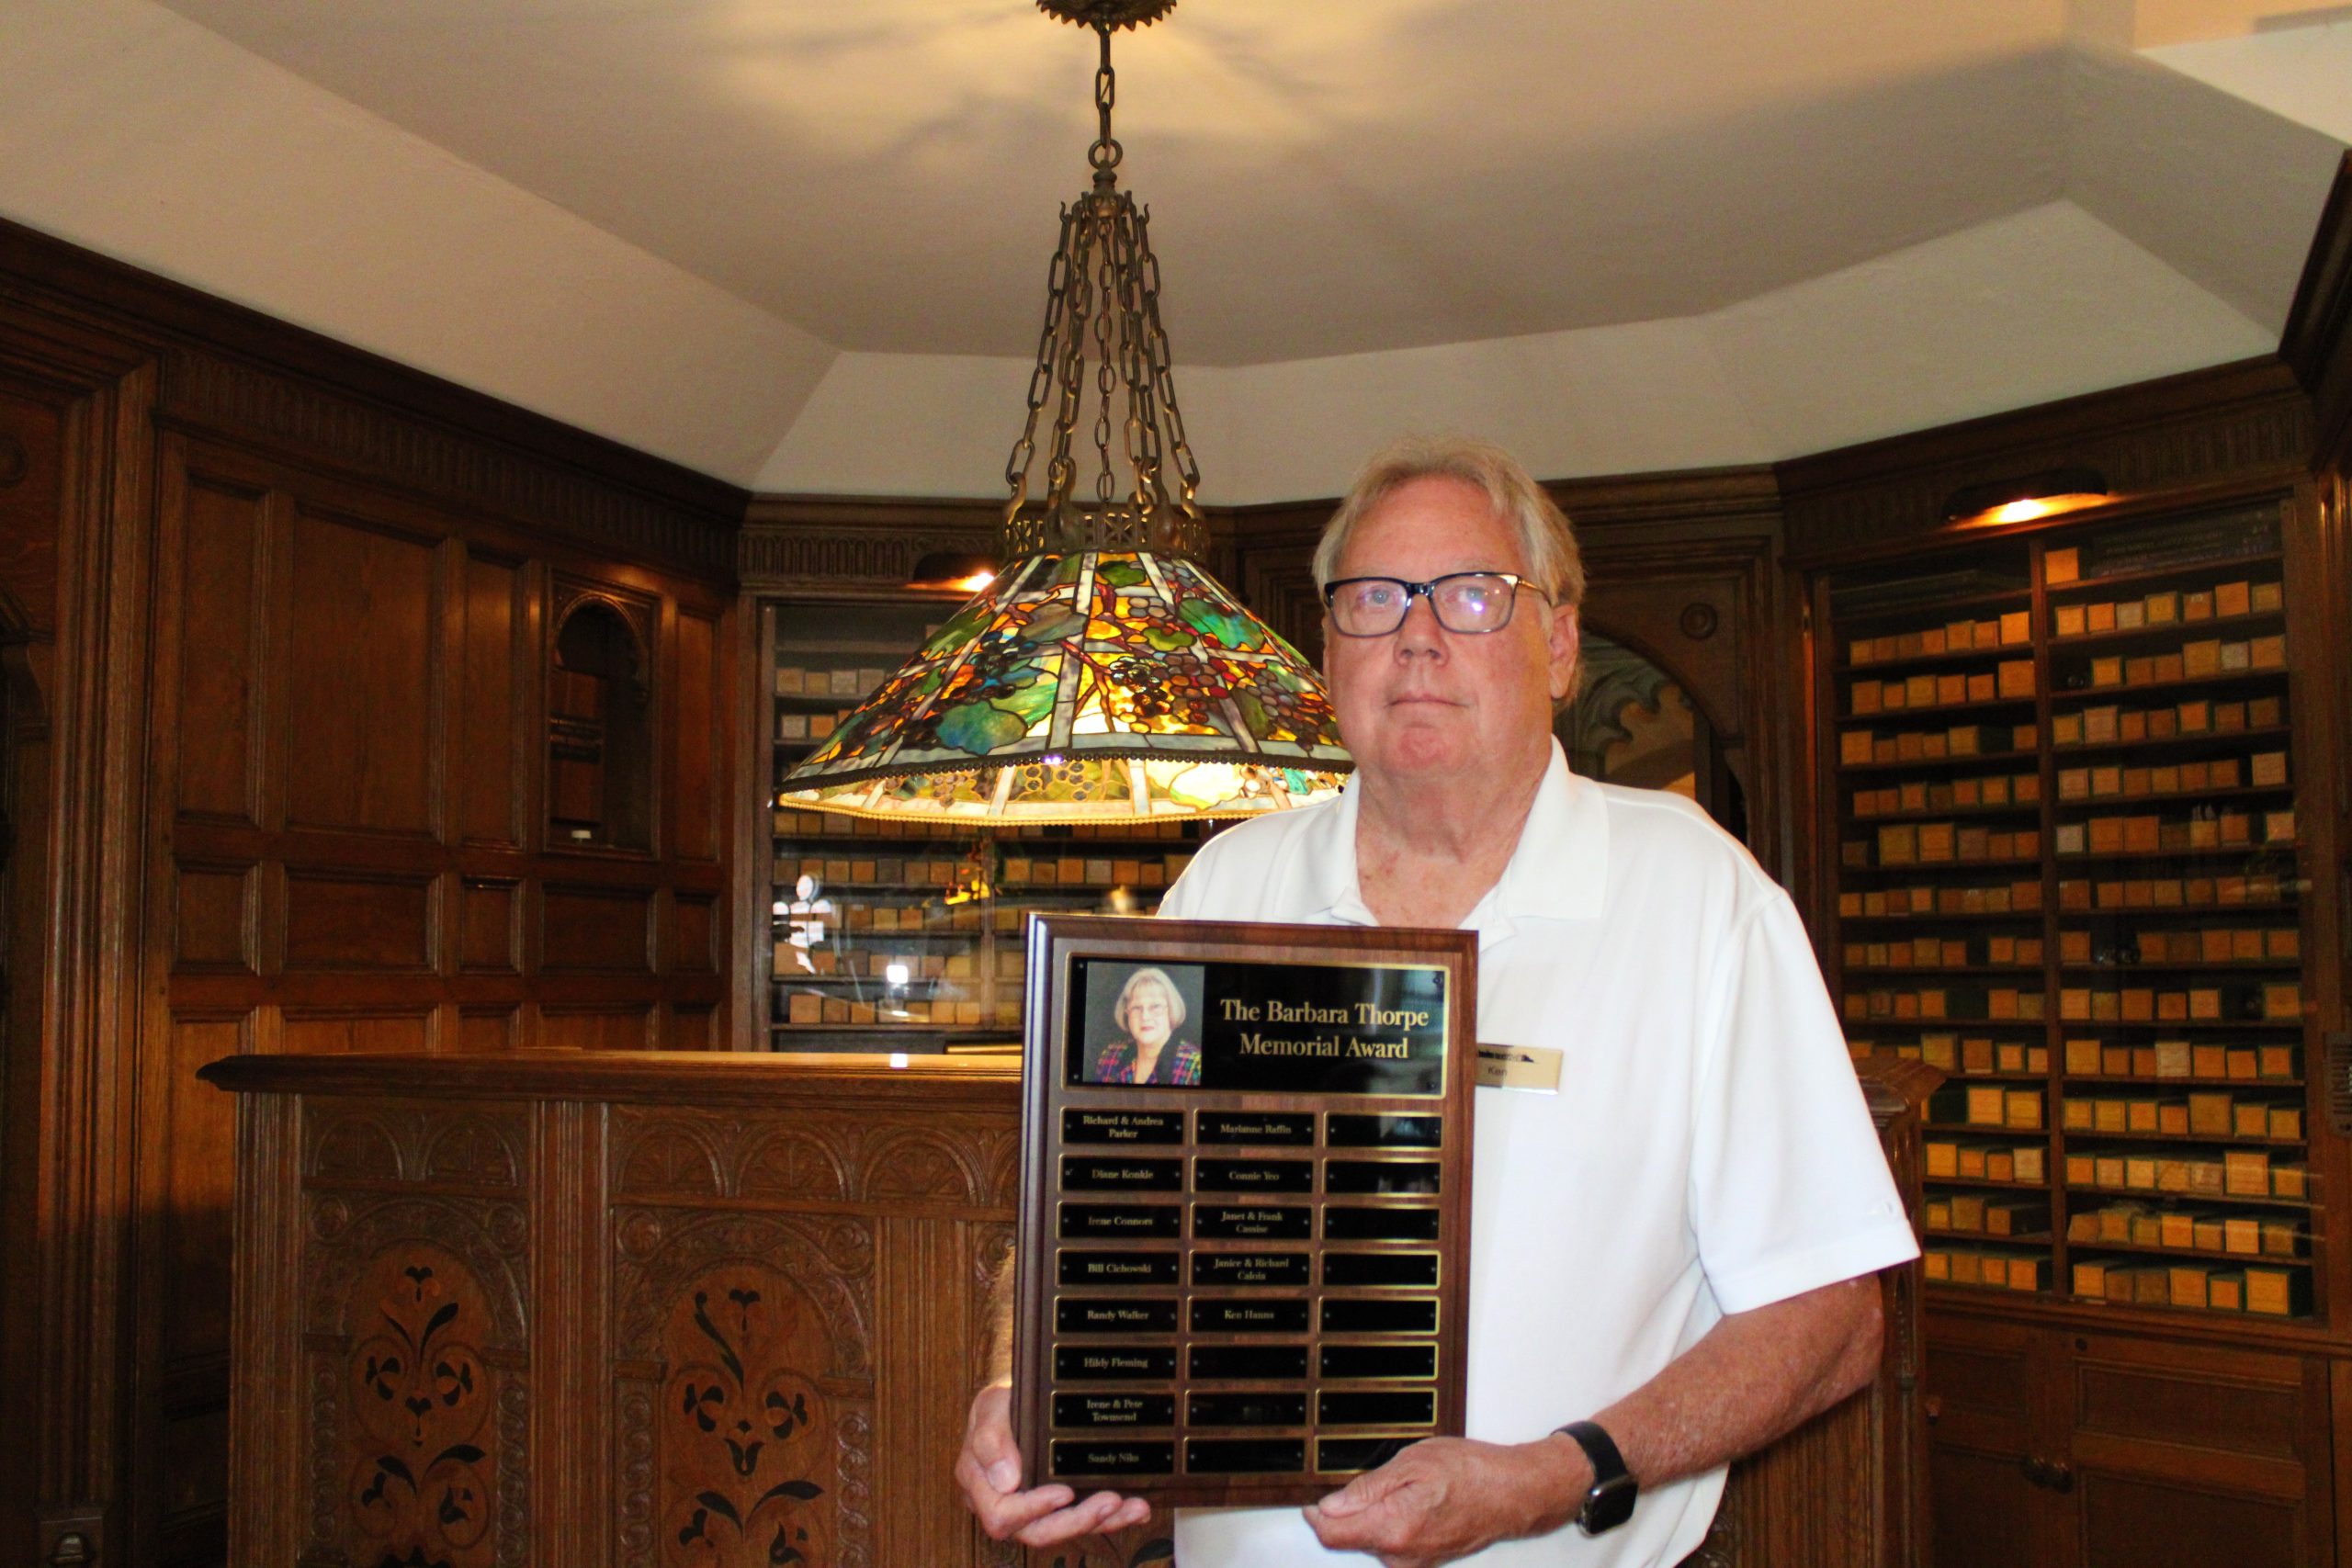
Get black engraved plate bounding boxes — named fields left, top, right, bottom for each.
left=1317, top=1390, right=1437, bottom=1427
left=1318, top=1344, right=1438, bottom=1380
left=1059, top=1251, right=1181, bottom=1287
left=1193, top=1157, right=1314, bottom=1192
left=1187, top=1391, right=1308, bottom=1427
left=1054, top=1393, right=1177, bottom=1429
left=1325, top=1159, right=1442, bottom=1195
left=1190, top=1344, right=1310, bottom=1381
left=1053, top=1440, right=1176, bottom=1477
left=1193, top=1203, right=1313, bottom=1240
left=1060, top=1202, right=1183, bottom=1240
left=1193, top=1252, right=1310, bottom=1288
left=1191, top=1298, right=1311, bottom=1334
left=1187, top=1438, right=1307, bottom=1474
left=1015, top=917, right=1479, bottom=1505
left=1196, top=1111, right=1317, bottom=1145
left=1324, top=1205, right=1442, bottom=1242
left=1323, top=1252, right=1441, bottom=1288
left=1321, top=1298, right=1439, bottom=1335
left=1059, top=1298, right=1180, bottom=1335
left=1062, top=1156, right=1184, bottom=1191
left=1317, top=1436, right=1419, bottom=1473
left=1063, top=1108, right=1187, bottom=1145
left=1056, top=1346, right=1180, bottom=1381
left=1327, top=1113, right=1444, bottom=1148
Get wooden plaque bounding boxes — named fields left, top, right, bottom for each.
left=1013, top=915, right=1478, bottom=1506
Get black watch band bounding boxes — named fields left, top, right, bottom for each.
left=1552, top=1419, right=1638, bottom=1536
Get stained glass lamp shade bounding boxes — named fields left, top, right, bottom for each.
left=778, top=550, right=1349, bottom=823
left=776, top=0, right=1351, bottom=824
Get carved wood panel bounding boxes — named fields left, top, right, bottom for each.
left=610, top=1106, right=1020, bottom=1212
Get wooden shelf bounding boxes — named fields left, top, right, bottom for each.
left=2047, top=725, right=2293, bottom=760
left=1838, top=747, right=2041, bottom=776
left=2047, top=606, right=2283, bottom=653
left=2043, top=553, right=2281, bottom=595
left=1845, top=693, right=2038, bottom=722
left=2064, top=1238, right=2306, bottom=1267
left=1849, top=800, right=2044, bottom=825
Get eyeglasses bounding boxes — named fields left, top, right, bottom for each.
left=1322, top=572, right=1550, bottom=637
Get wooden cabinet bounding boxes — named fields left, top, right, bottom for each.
left=1926, top=1310, right=2335, bottom=1566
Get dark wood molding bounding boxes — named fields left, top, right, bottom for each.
left=2283, top=152, right=2352, bottom=469
left=0, top=217, right=746, bottom=581
left=741, top=494, right=1001, bottom=590
left=33, top=346, right=164, bottom=1560
left=1780, top=358, right=2312, bottom=564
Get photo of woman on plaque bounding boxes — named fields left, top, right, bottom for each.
left=1081, top=964, right=1204, bottom=1086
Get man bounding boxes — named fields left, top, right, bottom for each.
left=957, top=435, right=1917, bottom=1566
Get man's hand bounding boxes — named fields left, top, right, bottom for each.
left=1303, top=1434, right=1585, bottom=1568
left=955, top=1382, right=1152, bottom=1546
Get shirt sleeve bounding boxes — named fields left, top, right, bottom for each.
left=1687, top=888, right=1920, bottom=1314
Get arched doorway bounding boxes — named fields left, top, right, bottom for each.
left=1558, top=629, right=1747, bottom=844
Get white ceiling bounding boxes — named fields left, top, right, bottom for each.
left=0, top=0, right=2344, bottom=501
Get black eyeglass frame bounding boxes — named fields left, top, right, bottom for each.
left=1320, top=571, right=1553, bottom=637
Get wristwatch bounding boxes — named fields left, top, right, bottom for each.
left=1552, top=1419, right=1637, bottom=1536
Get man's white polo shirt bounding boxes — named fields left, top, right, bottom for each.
left=1157, top=741, right=1918, bottom=1567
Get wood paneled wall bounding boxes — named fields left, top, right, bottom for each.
left=0, top=218, right=744, bottom=1567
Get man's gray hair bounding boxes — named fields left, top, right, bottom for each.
left=1312, top=434, right=1586, bottom=612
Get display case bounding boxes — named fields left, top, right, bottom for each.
left=763, top=596, right=1214, bottom=1050
left=1820, top=500, right=2323, bottom=1322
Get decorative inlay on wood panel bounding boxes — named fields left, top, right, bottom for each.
left=611, top=1107, right=1018, bottom=1209
left=301, top=1196, right=530, bottom=1568
left=611, top=1212, right=876, bottom=1568
left=164, top=350, right=738, bottom=578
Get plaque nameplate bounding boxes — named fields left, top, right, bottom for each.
left=1193, top=1203, right=1314, bottom=1240
left=1014, top=916, right=1477, bottom=1506
left=1058, top=1298, right=1179, bottom=1335
left=1063, top=1109, right=1187, bottom=1145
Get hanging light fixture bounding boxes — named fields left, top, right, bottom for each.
left=777, top=0, right=1351, bottom=825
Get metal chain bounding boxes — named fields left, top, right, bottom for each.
left=997, top=13, right=1207, bottom=558
left=1002, top=205, right=1081, bottom=515
left=1088, top=24, right=1122, bottom=176
left=1091, top=200, right=1117, bottom=505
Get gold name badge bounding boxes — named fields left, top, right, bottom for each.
left=1475, top=1043, right=1563, bottom=1093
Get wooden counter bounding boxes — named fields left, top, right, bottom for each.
left=200, top=1050, right=1932, bottom=1567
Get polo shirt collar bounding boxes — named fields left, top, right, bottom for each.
left=1304, top=739, right=1610, bottom=934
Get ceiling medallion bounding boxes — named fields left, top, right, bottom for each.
left=777, top=1, right=1350, bottom=825
left=1035, top=0, right=1180, bottom=30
